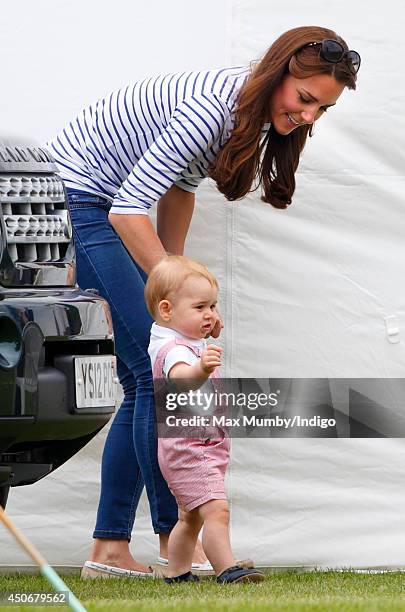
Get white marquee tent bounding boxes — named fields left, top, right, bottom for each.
left=1, top=0, right=405, bottom=569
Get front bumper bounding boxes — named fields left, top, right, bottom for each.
left=0, top=287, right=116, bottom=487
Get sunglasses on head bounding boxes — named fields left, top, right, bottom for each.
left=305, top=39, right=361, bottom=75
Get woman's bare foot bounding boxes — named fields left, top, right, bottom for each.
left=159, top=532, right=208, bottom=564
left=158, top=532, right=169, bottom=559
left=192, top=537, right=208, bottom=564
left=90, top=538, right=152, bottom=573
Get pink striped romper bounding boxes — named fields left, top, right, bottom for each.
left=153, top=336, right=230, bottom=512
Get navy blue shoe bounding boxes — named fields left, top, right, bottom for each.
left=165, top=571, right=200, bottom=584
left=217, top=565, right=265, bottom=584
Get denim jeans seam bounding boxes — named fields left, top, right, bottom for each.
left=67, top=189, right=111, bottom=209
left=126, top=473, right=145, bottom=540
left=145, top=408, right=167, bottom=533
left=94, top=529, right=129, bottom=533
left=69, top=202, right=110, bottom=212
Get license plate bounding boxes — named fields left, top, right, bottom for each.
left=75, top=355, right=117, bottom=408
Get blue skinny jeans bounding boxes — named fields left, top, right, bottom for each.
left=67, top=189, right=178, bottom=540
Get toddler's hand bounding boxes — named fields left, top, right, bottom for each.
left=200, top=344, right=222, bottom=374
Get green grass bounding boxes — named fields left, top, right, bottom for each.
left=1, top=572, right=405, bottom=611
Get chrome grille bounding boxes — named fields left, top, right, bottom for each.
left=0, top=173, right=71, bottom=263
left=0, top=175, right=64, bottom=199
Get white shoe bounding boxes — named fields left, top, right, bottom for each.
left=157, top=555, right=214, bottom=571
left=81, top=560, right=155, bottom=579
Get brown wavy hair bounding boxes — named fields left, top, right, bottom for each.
left=209, top=26, right=358, bottom=209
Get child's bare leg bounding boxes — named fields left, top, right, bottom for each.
left=198, top=499, right=235, bottom=575
left=167, top=507, right=203, bottom=577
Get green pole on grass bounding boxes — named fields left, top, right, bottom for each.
left=0, top=506, right=87, bottom=612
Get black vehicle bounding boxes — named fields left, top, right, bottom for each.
left=0, top=136, right=116, bottom=509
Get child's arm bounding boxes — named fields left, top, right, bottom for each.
left=168, top=344, right=222, bottom=391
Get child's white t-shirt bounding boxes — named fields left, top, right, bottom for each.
left=148, top=323, right=204, bottom=377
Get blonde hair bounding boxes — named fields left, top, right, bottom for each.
left=144, top=255, right=218, bottom=320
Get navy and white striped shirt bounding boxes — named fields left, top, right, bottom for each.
left=47, top=67, right=251, bottom=215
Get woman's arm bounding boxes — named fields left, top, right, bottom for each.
left=108, top=213, right=166, bottom=274
left=157, top=184, right=195, bottom=255
left=109, top=184, right=194, bottom=274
